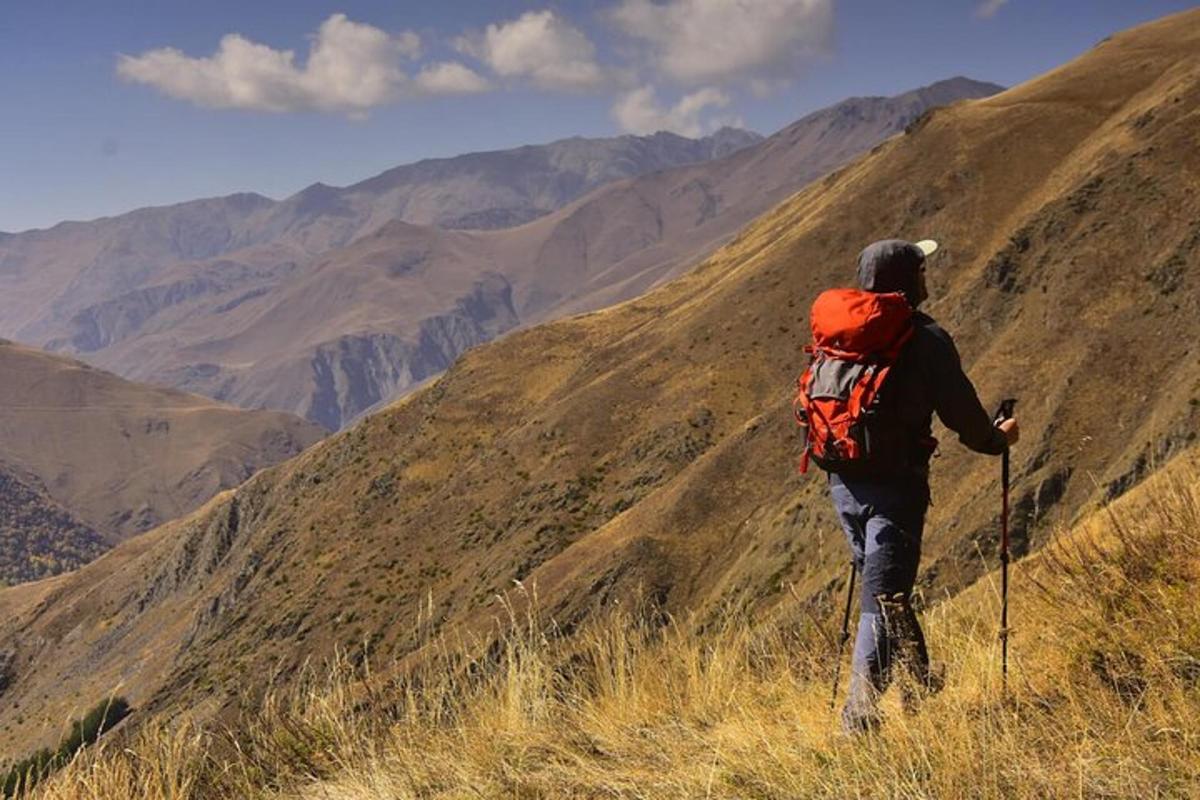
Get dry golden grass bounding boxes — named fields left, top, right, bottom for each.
left=28, top=456, right=1200, bottom=799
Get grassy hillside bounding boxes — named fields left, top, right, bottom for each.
left=0, top=7, right=1196, bottom=760
left=25, top=448, right=1200, bottom=798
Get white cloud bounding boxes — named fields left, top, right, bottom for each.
left=457, top=10, right=606, bottom=91
left=612, top=84, right=731, bottom=137
left=611, top=0, right=832, bottom=86
left=119, top=6, right=822, bottom=126
left=117, top=14, right=441, bottom=115
left=975, top=0, right=1008, bottom=19
left=415, top=61, right=490, bottom=94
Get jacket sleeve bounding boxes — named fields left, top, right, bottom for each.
left=925, top=327, right=1008, bottom=456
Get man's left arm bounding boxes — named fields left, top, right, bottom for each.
left=925, top=329, right=1008, bottom=456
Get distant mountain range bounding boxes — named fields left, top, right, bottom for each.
left=0, top=128, right=762, bottom=338
left=0, top=339, right=324, bottom=583
left=0, top=79, right=1000, bottom=430
left=281, top=125, right=764, bottom=232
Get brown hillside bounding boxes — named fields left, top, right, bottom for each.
left=0, top=340, right=325, bottom=551
left=0, top=10, right=1196, bottom=757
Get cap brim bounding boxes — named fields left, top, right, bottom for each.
left=915, top=239, right=939, bottom=257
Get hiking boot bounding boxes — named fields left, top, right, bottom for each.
left=841, top=671, right=883, bottom=736
left=901, top=661, right=946, bottom=715
left=841, top=707, right=883, bottom=737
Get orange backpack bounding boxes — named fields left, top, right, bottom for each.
left=793, top=289, right=914, bottom=474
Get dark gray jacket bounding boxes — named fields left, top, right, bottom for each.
left=875, top=311, right=1008, bottom=479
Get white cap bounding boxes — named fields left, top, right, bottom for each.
left=914, top=239, right=939, bottom=257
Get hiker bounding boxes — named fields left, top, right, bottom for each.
left=794, top=238, right=1019, bottom=732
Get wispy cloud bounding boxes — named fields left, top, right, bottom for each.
left=414, top=62, right=491, bottom=94
left=455, top=10, right=607, bottom=91
left=612, top=85, right=731, bottom=137
left=610, top=0, right=833, bottom=86
left=975, top=0, right=1009, bottom=19
left=117, top=14, right=481, bottom=116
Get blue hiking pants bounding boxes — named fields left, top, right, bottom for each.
left=828, top=472, right=931, bottom=728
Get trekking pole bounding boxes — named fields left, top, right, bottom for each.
left=993, top=398, right=1017, bottom=694
left=829, top=562, right=857, bottom=712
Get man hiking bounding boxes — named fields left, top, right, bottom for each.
left=794, top=238, right=1019, bottom=732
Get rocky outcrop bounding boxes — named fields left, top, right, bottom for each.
left=306, top=273, right=519, bottom=429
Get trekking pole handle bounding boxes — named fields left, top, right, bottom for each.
left=992, top=398, right=1017, bottom=425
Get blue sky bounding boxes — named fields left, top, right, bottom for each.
left=1, top=0, right=1194, bottom=233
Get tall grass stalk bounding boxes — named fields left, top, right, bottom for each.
left=29, top=461, right=1200, bottom=799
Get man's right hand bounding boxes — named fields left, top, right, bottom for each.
left=997, top=417, right=1019, bottom=446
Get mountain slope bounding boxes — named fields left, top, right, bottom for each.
left=34, top=448, right=1198, bottom=798
left=0, top=9, right=1196, bottom=757
left=0, top=339, right=326, bottom=554
left=0, top=194, right=280, bottom=343
left=59, top=79, right=1001, bottom=429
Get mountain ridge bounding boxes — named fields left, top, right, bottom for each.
left=0, top=128, right=763, bottom=238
